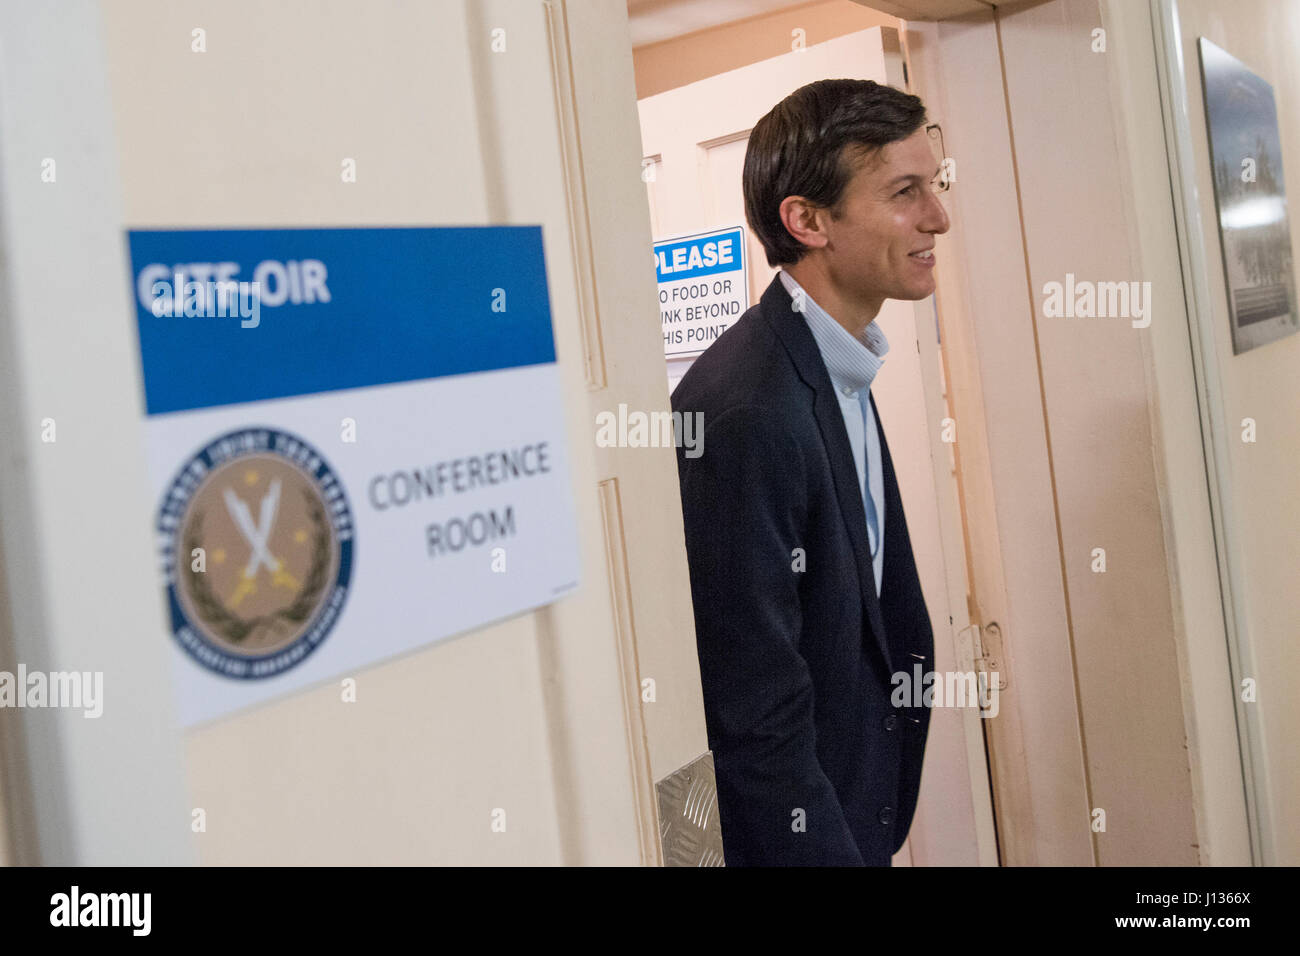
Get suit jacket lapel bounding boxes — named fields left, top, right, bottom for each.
left=759, top=276, right=893, bottom=675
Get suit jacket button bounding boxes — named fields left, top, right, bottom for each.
left=879, top=806, right=895, bottom=825
left=883, top=715, right=898, bottom=731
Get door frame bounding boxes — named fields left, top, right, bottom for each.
left=0, top=0, right=193, bottom=865
left=1141, top=0, right=1266, bottom=864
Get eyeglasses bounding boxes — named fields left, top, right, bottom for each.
left=926, top=123, right=952, bottom=194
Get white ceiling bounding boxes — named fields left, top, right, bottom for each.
left=626, top=0, right=999, bottom=48
left=627, top=0, right=827, bottom=48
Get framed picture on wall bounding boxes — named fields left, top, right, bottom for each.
left=1197, top=37, right=1298, bottom=355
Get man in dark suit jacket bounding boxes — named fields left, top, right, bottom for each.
left=671, top=79, right=950, bottom=866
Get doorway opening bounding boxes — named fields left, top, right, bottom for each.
left=626, top=0, right=999, bottom=866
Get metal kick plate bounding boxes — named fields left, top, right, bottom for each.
left=655, top=751, right=724, bottom=867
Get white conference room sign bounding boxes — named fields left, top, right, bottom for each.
left=128, top=225, right=581, bottom=727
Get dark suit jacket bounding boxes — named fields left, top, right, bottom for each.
left=671, top=273, right=935, bottom=866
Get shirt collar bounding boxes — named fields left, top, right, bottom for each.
left=779, top=269, right=889, bottom=395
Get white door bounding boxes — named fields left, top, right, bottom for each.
left=0, top=0, right=710, bottom=865
left=637, top=26, right=997, bottom=865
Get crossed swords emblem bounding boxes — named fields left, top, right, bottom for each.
left=222, top=477, right=300, bottom=609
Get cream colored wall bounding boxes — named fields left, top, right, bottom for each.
left=1157, top=0, right=1300, bottom=864
left=631, top=0, right=900, bottom=98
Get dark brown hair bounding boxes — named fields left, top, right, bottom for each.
left=743, top=79, right=928, bottom=267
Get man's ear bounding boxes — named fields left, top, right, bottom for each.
left=778, top=195, right=829, bottom=252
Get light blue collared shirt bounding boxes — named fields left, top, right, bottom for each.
left=779, top=269, right=889, bottom=596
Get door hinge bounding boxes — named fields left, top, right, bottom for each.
left=955, top=621, right=1008, bottom=691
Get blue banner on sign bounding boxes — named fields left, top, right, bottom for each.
left=654, top=228, right=745, bottom=283
left=127, top=226, right=557, bottom=415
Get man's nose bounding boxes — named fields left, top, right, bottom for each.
left=924, top=190, right=951, bottom=234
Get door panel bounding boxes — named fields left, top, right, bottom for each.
left=93, top=0, right=704, bottom=865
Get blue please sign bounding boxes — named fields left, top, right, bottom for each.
left=653, top=226, right=748, bottom=357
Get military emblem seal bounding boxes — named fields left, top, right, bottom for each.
left=158, top=427, right=354, bottom=679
